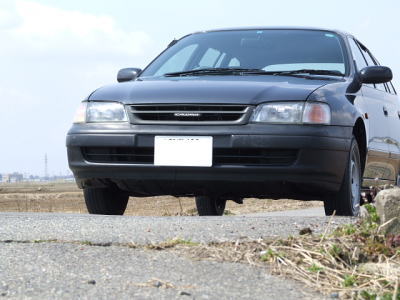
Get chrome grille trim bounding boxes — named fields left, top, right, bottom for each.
left=129, top=104, right=253, bottom=125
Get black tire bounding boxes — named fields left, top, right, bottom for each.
left=195, top=196, right=227, bottom=216
left=84, top=187, right=129, bottom=215
left=324, top=136, right=361, bottom=216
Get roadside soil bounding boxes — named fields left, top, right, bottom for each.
left=0, top=181, right=322, bottom=215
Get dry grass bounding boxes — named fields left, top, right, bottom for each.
left=0, top=181, right=322, bottom=216
left=0, top=182, right=85, bottom=213
left=175, top=212, right=400, bottom=299
left=181, top=239, right=399, bottom=298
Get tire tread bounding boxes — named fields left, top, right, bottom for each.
left=195, top=196, right=226, bottom=216
left=84, top=188, right=129, bottom=215
left=324, top=136, right=361, bottom=216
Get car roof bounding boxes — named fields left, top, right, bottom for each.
left=189, top=27, right=350, bottom=37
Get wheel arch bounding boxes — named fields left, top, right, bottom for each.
left=352, top=117, right=367, bottom=173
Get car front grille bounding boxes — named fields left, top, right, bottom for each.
left=82, top=147, right=298, bottom=166
left=213, top=148, right=298, bottom=166
left=129, top=104, right=252, bottom=125
left=82, top=147, right=154, bottom=164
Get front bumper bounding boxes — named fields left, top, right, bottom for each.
left=66, top=123, right=352, bottom=199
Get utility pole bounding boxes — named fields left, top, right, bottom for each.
left=44, top=153, right=48, bottom=180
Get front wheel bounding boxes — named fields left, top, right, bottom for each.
left=195, top=196, right=227, bottom=216
left=84, top=187, right=129, bottom=215
left=324, top=136, right=361, bottom=216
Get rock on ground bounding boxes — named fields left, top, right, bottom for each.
left=375, top=187, right=400, bottom=235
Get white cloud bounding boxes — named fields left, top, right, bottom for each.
left=0, top=1, right=155, bottom=174
left=0, top=1, right=152, bottom=59
left=0, top=1, right=20, bottom=28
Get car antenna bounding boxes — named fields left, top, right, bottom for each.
left=168, top=39, right=178, bottom=48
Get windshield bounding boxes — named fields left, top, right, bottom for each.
left=140, top=29, right=348, bottom=78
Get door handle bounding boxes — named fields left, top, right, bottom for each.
left=398, top=111, right=400, bottom=119
left=383, top=106, right=388, bottom=116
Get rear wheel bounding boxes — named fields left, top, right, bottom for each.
left=324, top=136, right=361, bottom=216
left=84, top=187, right=129, bottom=215
left=195, top=196, right=227, bottom=216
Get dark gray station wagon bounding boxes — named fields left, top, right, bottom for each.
left=67, top=27, right=399, bottom=216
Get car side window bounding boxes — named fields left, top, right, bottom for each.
left=359, top=45, right=375, bottom=66
left=358, top=43, right=387, bottom=92
left=348, top=38, right=367, bottom=71
left=386, top=83, right=393, bottom=94
left=348, top=38, right=376, bottom=88
left=390, top=82, right=397, bottom=95
left=375, top=83, right=387, bottom=92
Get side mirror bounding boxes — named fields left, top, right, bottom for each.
left=117, top=68, right=142, bottom=82
left=359, top=66, right=392, bottom=84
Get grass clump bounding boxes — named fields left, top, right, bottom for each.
left=342, top=275, right=356, bottom=287
left=172, top=238, right=200, bottom=246
left=364, top=203, right=380, bottom=223
left=260, top=249, right=279, bottom=262
left=183, top=211, right=400, bottom=299
left=147, top=238, right=200, bottom=250
left=334, top=223, right=357, bottom=236
left=329, top=244, right=343, bottom=257
left=307, top=263, right=323, bottom=273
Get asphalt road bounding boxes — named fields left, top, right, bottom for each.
left=0, top=209, right=354, bottom=299
left=250, top=207, right=326, bottom=217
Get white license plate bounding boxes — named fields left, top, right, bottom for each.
left=154, top=136, right=213, bottom=167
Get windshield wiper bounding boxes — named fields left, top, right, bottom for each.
left=164, top=68, right=345, bottom=78
left=164, top=67, right=265, bottom=77
left=270, top=69, right=345, bottom=77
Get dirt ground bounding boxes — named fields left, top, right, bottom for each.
left=0, top=181, right=322, bottom=215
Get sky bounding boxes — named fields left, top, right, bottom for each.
left=0, top=0, right=399, bottom=176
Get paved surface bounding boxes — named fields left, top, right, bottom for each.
left=0, top=243, right=316, bottom=299
left=0, top=210, right=349, bottom=244
left=250, top=207, right=325, bottom=217
left=0, top=209, right=354, bottom=299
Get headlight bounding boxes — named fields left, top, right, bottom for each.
left=73, top=102, right=128, bottom=123
left=251, top=102, right=303, bottom=123
left=251, top=102, right=330, bottom=124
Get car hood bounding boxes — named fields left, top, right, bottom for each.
left=88, top=76, right=341, bottom=104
